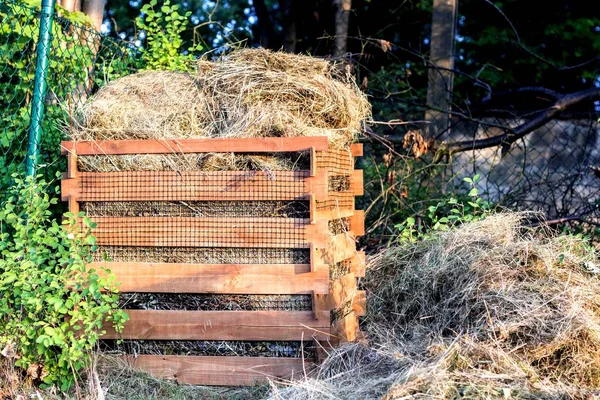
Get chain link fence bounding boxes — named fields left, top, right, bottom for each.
left=0, top=0, right=139, bottom=199
left=361, top=102, right=600, bottom=245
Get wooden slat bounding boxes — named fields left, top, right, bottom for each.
left=62, top=171, right=311, bottom=202
left=321, top=232, right=357, bottom=264
left=103, top=310, right=331, bottom=340
left=350, top=143, right=363, bottom=157
left=331, top=272, right=357, bottom=309
left=349, top=251, right=366, bottom=278
left=126, top=355, right=312, bottom=386
left=61, top=137, right=329, bottom=156
left=349, top=210, right=365, bottom=236
left=87, top=217, right=322, bottom=248
left=350, top=170, right=364, bottom=196
left=333, top=311, right=359, bottom=343
left=352, top=290, right=367, bottom=317
left=93, top=262, right=328, bottom=294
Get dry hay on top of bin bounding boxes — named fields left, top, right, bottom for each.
left=70, top=48, right=371, bottom=153
left=269, top=214, right=600, bottom=399
left=72, top=71, right=214, bottom=141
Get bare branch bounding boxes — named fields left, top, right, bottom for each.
left=438, top=87, right=600, bottom=154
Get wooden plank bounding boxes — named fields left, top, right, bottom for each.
left=305, top=220, right=328, bottom=249
left=87, top=217, right=320, bottom=248
left=352, top=290, right=367, bottom=317
left=349, top=210, right=365, bottom=237
left=103, top=310, right=331, bottom=340
left=350, top=170, right=364, bottom=196
left=305, top=170, right=328, bottom=201
left=322, top=232, right=356, bottom=264
left=349, top=251, right=366, bottom=278
left=93, top=262, right=328, bottom=294
left=67, top=150, right=78, bottom=179
left=61, top=137, right=329, bottom=156
left=63, top=171, right=311, bottom=202
left=350, top=143, right=363, bottom=157
left=126, top=355, right=312, bottom=386
left=331, top=272, right=357, bottom=309
left=333, top=311, right=359, bottom=342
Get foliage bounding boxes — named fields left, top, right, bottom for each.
left=0, top=0, right=138, bottom=198
left=394, top=174, right=491, bottom=243
left=0, top=175, right=127, bottom=390
left=136, top=0, right=202, bottom=71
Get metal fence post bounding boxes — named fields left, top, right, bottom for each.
left=25, top=0, right=56, bottom=177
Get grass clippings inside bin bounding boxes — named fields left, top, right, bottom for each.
left=93, top=246, right=310, bottom=264
left=269, top=213, right=600, bottom=400
left=72, top=49, right=370, bottom=150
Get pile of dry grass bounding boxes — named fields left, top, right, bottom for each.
left=73, top=71, right=213, bottom=141
left=71, top=48, right=370, bottom=152
left=271, top=214, right=600, bottom=399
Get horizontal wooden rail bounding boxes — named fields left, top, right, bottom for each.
left=93, top=262, right=329, bottom=294
left=86, top=217, right=328, bottom=248
left=126, top=355, right=312, bottom=386
left=103, top=310, right=331, bottom=340
left=322, top=232, right=357, bottom=265
left=62, top=170, right=331, bottom=202
left=61, top=137, right=329, bottom=155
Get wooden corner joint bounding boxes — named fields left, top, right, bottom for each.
left=352, top=291, right=367, bottom=317
left=305, top=170, right=329, bottom=201
left=350, top=143, right=363, bottom=157
left=305, top=220, right=328, bottom=249
left=350, top=170, right=364, bottom=196
left=349, top=210, right=365, bottom=237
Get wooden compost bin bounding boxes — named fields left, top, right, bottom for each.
left=61, top=137, right=365, bottom=386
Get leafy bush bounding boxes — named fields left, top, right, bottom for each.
left=136, top=0, right=202, bottom=71
left=0, top=176, right=127, bottom=390
left=395, top=174, right=491, bottom=242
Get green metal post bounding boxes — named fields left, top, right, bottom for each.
left=26, top=0, right=56, bottom=177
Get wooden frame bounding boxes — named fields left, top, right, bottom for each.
left=62, top=137, right=365, bottom=385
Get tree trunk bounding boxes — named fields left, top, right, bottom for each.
left=424, top=0, right=457, bottom=140
left=253, top=0, right=274, bottom=48
left=332, top=0, right=351, bottom=57
left=81, top=0, right=104, bottom=32
left=57, top=0, right=80, bottom=12
left=280, top=0, right=297, bottom=52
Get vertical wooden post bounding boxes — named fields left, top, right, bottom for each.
left=425, top=0, right=457, bottom=140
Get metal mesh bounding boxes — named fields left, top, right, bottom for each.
left=316, top=148, right=354, bottom=174
left=75, top=170, right=311, bottom=201
left=88, top=216, right=309, bottom=248
left=0, top=0, right=138, bottom=199
left=100, top=340, right=316, bottom=358
left=93, top=247, right=311, bottom=264
left=81, top=200, right=310, bottom=218
left=435, top=115, right=600, bottom=219
left=118, top=293, right=313, bottom=311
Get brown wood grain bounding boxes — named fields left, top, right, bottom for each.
left=350, top=143, right=363, bottom=157
left=125, top=355, right=312, bottom=386
left=93, top=262, right=329, bottom=294
left=350, top=210, right=365, bottom=236
left=87, top=216, right=315, bottom=248
left=66, top=171, right=311, bottom=202
left=103, top=310, right=331, bottom=340
left=350, top=170, right=364, bottom=196
left=61, top=137, right=329, bottom=155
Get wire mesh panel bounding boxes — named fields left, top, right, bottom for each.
left=0, top=0, right=138, bottom=200
left=62, top=138, right=365, bottom=385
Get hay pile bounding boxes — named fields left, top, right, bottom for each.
left=271, top=214, right=600, bottom=399
left=72, top=48, right=370, bottom=152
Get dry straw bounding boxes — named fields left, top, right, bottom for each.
left=71, top=48, right=371, bottom=151
left=270, top=214, right=600, bottom=399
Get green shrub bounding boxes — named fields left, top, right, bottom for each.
left=136, top=0, right=202, bottom=71
left=395, top=174, right=491, bottom=242
left=0, top=176, right=127, bottom=390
